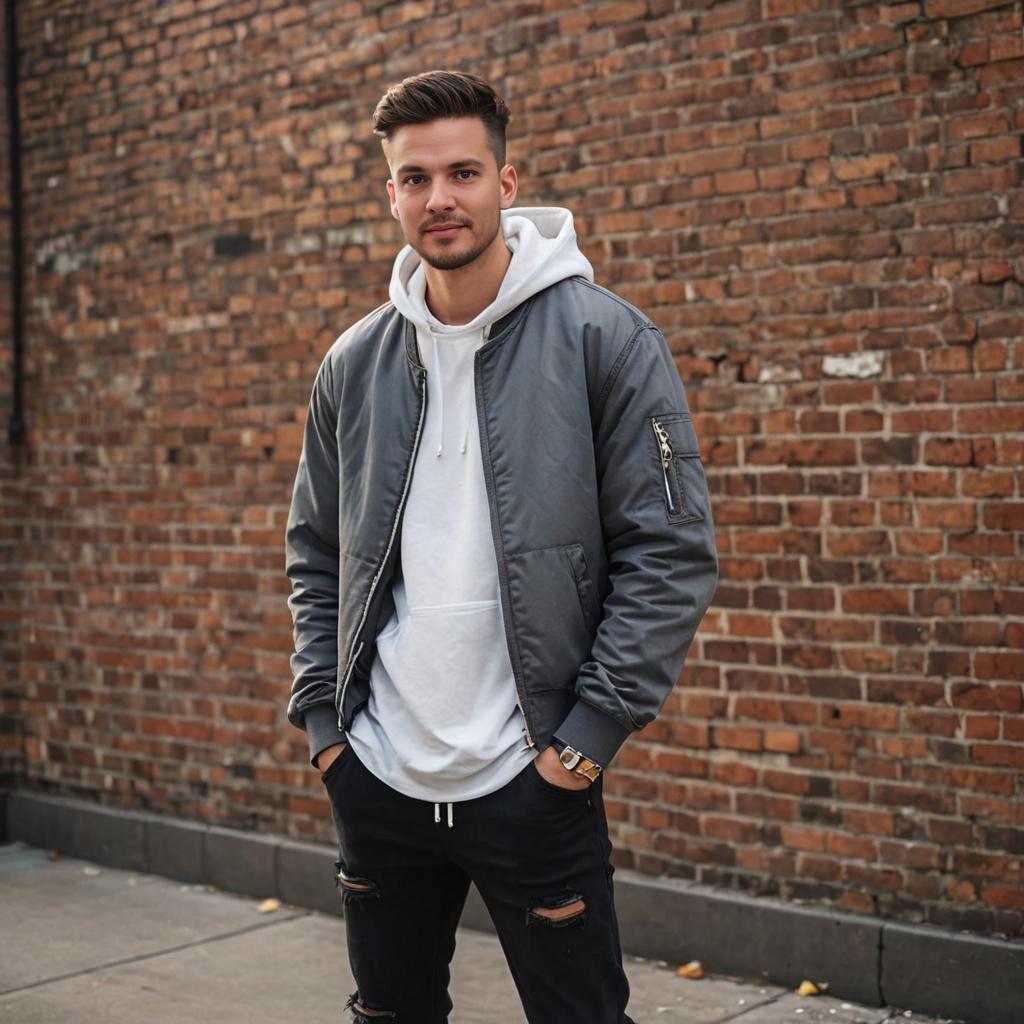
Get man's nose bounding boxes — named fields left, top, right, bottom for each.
left=426, top=180, right=455, bottom=212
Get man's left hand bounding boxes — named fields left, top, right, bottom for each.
left=535, top=745, right=592, bottom=790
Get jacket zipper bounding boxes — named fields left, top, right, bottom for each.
left=336, top=367, right=428, bottom=731
left=475, top=351, right=536, bottom=750
left=652, top=417, right=677, bottom=514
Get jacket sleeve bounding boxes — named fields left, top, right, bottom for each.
left=553, top=324, right=719, bottom=768
left=285, top=355, right=348, bottom=767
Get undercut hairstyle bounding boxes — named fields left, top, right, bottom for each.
left=372, top=70, right=511, bottom=168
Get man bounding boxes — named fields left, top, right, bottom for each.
left=286, top=69, right=718, bottom=1024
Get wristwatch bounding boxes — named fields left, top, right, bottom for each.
left=557, top=744, right=603, bottom=782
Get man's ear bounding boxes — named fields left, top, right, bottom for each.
left=499, top=163, right=518, bottom=210
left=385, top=178, right=399, bottom=220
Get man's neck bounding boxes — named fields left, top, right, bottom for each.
left=423, top=235, right=513, bottom=327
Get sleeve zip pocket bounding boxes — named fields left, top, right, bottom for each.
left=651, top=414, right=707, bottom=525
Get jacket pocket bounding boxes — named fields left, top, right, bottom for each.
left=506, top=543, right=597, bottom=694
left=650, top=413, right=708, bottom=525
left=564, top=542, right=601, bottom=633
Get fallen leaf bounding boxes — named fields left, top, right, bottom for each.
left=677, top=960, right=704, bottom=979
left=258, top=897, right=281, bottom=913
left=47, top=850, right=60, bottom=861
left=797, top=980, right=819, bottom=996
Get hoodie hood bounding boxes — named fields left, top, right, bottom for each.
left=389, top=206, right=594, bottom=336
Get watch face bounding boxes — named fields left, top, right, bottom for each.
left=560, top=749, right=582, bottom=770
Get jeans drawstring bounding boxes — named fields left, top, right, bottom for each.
left=433, top=801, right=454, bottom=828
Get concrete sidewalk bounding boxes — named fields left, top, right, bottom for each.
left=0, top=841, right=962, bottom=1024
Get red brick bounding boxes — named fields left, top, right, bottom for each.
left=975, top=652, right=1024, bottom=682
left=980, top=886, right=1024, bottom=910
left=951, top=684, right=1022, bottom=712
left=971, top=744, right=1024, bottom=768
left=842, top=588, right=910, bottom=614
left=963, top=715, right=1000, bottom=740
left=780, top=825, right=826, bottom=853
left=763, top=770, right=811, bottom=796
left=713, top=725, right=763, bottom=752
left=844, top=864, right=905, bottom=892
left=765, top=729, right=802, bottom=754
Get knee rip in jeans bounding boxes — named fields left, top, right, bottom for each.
left=526, top=892, right=587, bottom=928
left=335, top=868, right=380, bottom=904
left=344, top=991, right=396, bottom=1021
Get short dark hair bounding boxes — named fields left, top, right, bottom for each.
left=372, top=70, right=511, bottom=168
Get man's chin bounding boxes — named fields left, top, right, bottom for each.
left=411, top=221, right=501, bottom=272
left=419, top=245, right=485, bottom=272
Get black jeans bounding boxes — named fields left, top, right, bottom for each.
left=321, top=742, right=635, bottom=1023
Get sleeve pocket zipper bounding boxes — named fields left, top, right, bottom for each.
left=652, top=415, right=707, bottom=524
left=652, top=417, right=679, bottom=515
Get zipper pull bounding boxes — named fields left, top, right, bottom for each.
left=652, top=418, right=677, bottom=513
left=653, top=417, right=674, bottom=463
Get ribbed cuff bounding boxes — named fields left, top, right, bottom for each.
left=303, top=702, right=346, bottom=768
left=552, top=699, right=632, bottom=769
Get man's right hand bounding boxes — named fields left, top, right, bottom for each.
left=316, top=742, right=347, bottom=776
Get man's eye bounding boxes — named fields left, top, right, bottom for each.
left=455, top=170, right=476, bottom=180
left=404, top=176, right=425, bottom=186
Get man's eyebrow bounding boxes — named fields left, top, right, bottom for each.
left=394, top=158, right=486, bottom=176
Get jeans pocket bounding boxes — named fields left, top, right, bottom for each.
left=526, top=759, right=592, bottom=801
left=319, top=743, right=352, bottom=785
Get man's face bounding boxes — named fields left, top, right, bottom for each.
left=384, top=117, right=518, bottom=272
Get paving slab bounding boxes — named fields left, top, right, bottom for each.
left=0, top=842, right=964, bottom=1024
left=616, top=959, right=785, bottom=1021
left=0, top=842, right=308, bottom=989
left=0, top=913, right=345, bottom=1024
left=729, top=991, right=892, bottom=1024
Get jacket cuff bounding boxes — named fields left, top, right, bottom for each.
left=552, top=699, right=632, bottom=769
left=303, top=702, right=346, bottom=768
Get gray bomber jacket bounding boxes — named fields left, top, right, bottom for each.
left=285, top=276, right=719, bottom=770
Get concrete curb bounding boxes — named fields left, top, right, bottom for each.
left=612, top=873, right=881, bottom=1005
left=881, top=921, right=1024, bottom=1024
left=5, top=788, right=1022, bottom=1023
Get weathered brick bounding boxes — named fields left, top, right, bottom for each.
left=2, top=0, right=1021, bottom=946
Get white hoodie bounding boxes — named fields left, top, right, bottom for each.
left=344, top=208, right=594, bottom=810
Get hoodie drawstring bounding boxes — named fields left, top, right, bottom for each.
left=430, top=338, right=446, bottom=458
left=430, top=324, right=490, bottom=458
left=434, top=801, right=454, bottom=828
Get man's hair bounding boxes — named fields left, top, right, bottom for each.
left=372, top=70, right=511, bottom=168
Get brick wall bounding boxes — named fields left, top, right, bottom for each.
left=4, top=0, right=1022, bottom=937
left=0, top=4, right=23, bottom=787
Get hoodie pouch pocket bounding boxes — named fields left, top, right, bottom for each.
left=650, top=413, right=708, bottom=525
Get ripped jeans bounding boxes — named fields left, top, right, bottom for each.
left=321, top=742, right=635, bottom=1024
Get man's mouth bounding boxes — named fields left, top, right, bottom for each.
left=424, top=223, right=466, bottom=237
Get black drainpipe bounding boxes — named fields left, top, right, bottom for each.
left=6, top=0, right=25, bottom=445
